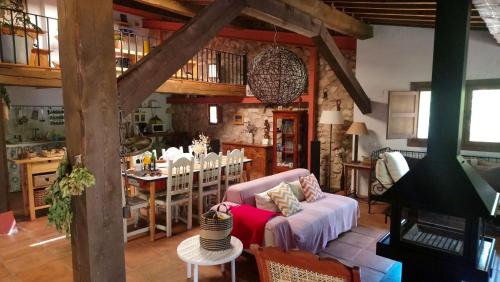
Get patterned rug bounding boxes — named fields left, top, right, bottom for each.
left=319, top=225, right=402, bottom=282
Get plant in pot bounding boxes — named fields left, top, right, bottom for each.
left=0, top=0, right=42, bottom=64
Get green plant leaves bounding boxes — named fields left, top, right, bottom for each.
left=44, top=155, right=95, bottom=237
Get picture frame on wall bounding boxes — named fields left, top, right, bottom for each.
left=233, top=112, right=243, bottom=125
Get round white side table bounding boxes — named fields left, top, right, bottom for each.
left=177, top=235, right=243, bottom=282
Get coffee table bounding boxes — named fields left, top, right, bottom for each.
left=177, top=235, right=243, bottom=282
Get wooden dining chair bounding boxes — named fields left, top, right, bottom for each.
left=193, top=152, right=222, bottom=223
left=250, top=245, right=361, bottom=282
left=155, top=156, right=194, bottom=237
left=224, top=148, right=245, bottom=191
left=161, top=146, right=184, bottom=161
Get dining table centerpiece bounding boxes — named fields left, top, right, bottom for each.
left=191, top=133, right=210, bottom=162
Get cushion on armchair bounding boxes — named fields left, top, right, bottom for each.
left=384, top=151, right=410, bottom=182
left=375, top=159, right=394, bottom=188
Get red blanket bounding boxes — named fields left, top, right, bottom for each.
left=230, top=205, right=278, bottom=248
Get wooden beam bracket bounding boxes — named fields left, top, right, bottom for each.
left=313, top=26, right=371, bottom=114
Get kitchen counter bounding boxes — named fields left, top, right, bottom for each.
left=6, top=140, right=65, bottom=148
left=14, top=156, right=64, bottom=164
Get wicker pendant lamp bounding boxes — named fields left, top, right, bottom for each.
left=247, top=46, right=308, bottom=106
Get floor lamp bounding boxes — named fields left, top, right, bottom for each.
left=319, top=107, right=344, bottom=192
left=346, top=122, right=368, bottom=163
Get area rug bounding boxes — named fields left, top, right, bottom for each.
left=319, top=225, right=402, bottom=282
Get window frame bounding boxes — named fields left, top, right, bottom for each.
left=406, top=79, right=500, bottom=152
left=208, top=104, right=222, bottom=125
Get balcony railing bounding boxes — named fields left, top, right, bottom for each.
left=0, top=7, right=58, bottom=67
left=0, top=7, right=247, bottom=86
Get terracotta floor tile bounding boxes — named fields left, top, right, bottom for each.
left=337, top=231, right=376, bottom=249
left=2, top=248, right=58, bottom=274
left=0, top=263, right=11, bottom=279
left=13, top=259, right=72, bottom=282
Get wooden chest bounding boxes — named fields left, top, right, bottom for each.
left=221, top=142, right=272, bottom=180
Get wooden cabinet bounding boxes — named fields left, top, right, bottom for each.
left=273, top=110, right=308, bottom=174
left=221, top=142, right=272, bottom=180
left=15, top=157, right=62, bottom=220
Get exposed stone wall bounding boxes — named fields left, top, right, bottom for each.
left=170, top=36, right=355, bottom=190
left=316, top=50, right=355, bottom=190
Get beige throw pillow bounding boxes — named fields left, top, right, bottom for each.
left=287, top=180, right=305, bottom=202
left=267, top=183, right=301, bottom=217
left=255, top=186, right=280, bottom=212
left=383, top=152, right=410, bottom=182
left=375, top=159, right=394, bottom=188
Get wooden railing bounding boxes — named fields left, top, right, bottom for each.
left=0, top=8, right=247, bottom=87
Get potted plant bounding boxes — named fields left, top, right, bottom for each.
left=0, top=85, right=9, bottom=121
left=0, top=0, right=41, bottom=64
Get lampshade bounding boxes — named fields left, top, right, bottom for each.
left=346, top=122, right=368, bottom=136
left=319, top=110, right=344, bottom=125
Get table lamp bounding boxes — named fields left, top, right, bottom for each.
left=319, top=101, right=344, bottom=191
left=346, top=122, right=368, bottom=163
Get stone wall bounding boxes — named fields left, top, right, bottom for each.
left=170, top=36, right=355, bottom=190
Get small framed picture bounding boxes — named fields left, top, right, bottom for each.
left=233, top=112, right=243, bottom=125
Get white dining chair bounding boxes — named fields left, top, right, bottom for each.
left=155, top=156, right=194, bottom=237
left=193, top=152, right=222, bottom=223
left=224, top=148, right=245, bottom=191
left=161, top=146, right=184, bottom=161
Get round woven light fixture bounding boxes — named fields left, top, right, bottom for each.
left=248, top=47, right=307, bottom=106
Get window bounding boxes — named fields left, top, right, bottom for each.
left=387, top=79, right=500, bottom=151
left=416, top=90, right=431, bottom=139
left=208, top=104, right=221, bottom=125
left=468, top=89, right=500, bottom=143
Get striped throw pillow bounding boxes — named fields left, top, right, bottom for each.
left=267, top=182, right=301, bottom=217
left=299, top=174, right=324, bottom=202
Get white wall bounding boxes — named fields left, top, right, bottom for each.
left=354, top=25, right=500, bottom=158
left=351, top=25, right=500, bottom=196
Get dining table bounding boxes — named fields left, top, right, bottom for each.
left=123, top=156, right=252, bottom=241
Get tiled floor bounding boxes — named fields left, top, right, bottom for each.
left=2, top=193, right=500, bottom=281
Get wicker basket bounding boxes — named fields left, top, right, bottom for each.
left=199, top=204, right=233, bottom=251
left=34, top=189, right=48, bottom=207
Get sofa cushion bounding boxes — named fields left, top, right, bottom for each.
left=383, top=151, right=410, bottom=182
left=225, top=168, right=310, bottom=206
left=267, top=183, right=302, bottom=217
left=299, top=174, right=324, bottom=202
left=288, top=180, right=305, bottom=202
left=375, top=159, right=394, bottom=188
left=255, top=185, right=281, bottom=213
left=265, top=193, right=359, bottom=253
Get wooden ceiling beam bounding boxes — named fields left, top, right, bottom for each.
left=132, top=0, right=198, bottom=17
left=117, top=0, right=246, bottom=114
left=243, top=0, right=322, bottom=37
left=276, top=0, right=373, bottom=39
left=313, top=26, right=371, bottom=114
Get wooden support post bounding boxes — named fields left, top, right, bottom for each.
left=313, top=26, right=372, bottom=114
left=0, top=100, right=9, bottom=212
left=307, top=47, right=318, bottom=170
left=118, top=0, right=246, bottom=115
left=57, top=0, right=126, bottom=281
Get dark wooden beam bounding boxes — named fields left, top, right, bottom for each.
left=0, top=100, right=9, bottom=212
left=57, top=0, right=126, bottom=280
left=142, top=20, right=358, bottom=49
left=313, top=26, right=372, bottom=114
left=243, top=0, right=322, bottom=37
left=117, top=0, right=246, bottom=114
left=278, top=0, right=373, bottom=39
